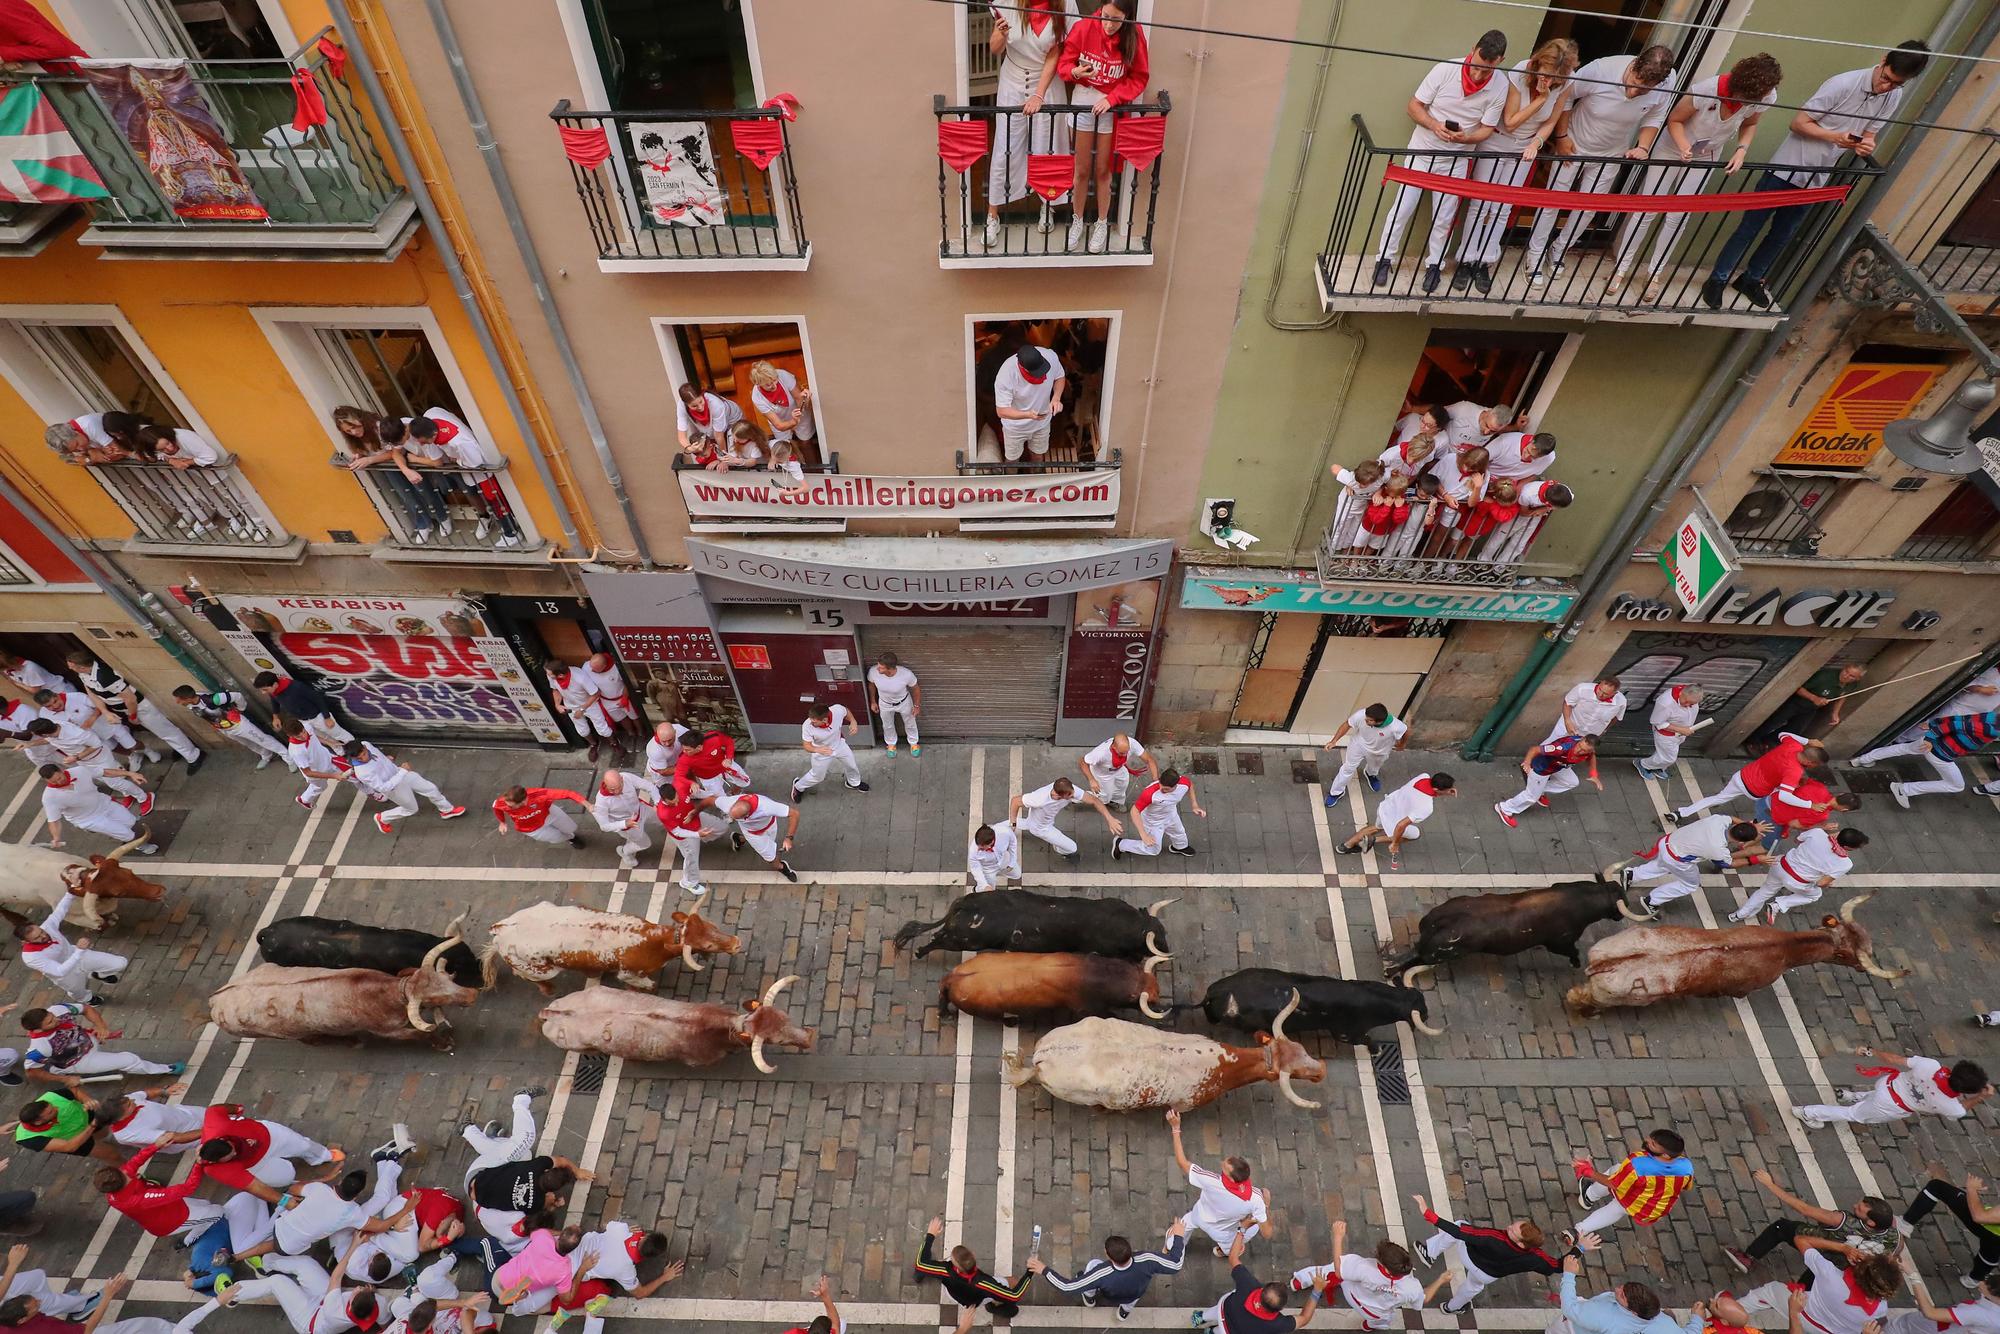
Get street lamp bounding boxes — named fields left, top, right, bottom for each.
left=1882, top=376, right=1996, bottom=476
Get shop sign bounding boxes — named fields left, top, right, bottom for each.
left=214, top=594, right=566, bottom=743
left=728, top=643, right=773, bottom=670
left=686, top=537, right=1172, bottom=598
left=868, top=598, right=1051, bottom=619
left=1658, top=508, right=1737, bottom=615
left=1771, top=362, right=1947, bottom=470
left=680, top=470, right=1120, bottom=526
left=1179, top=570, right=1575, bottom=622
left=1610, top=586, right=1900, bottom=630
left=1059, top=580, right=1163, bottom=740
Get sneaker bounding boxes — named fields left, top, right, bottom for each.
left=138, top=793, right=155, bottom=816
left=1422, top=264, right=1441, bottom=294
left=1471, top=262, right=1493, bottom=295
left=495, top=534, right=522, bottom=549
left=1036, top=201, right=1054, bottom=233
left=412, top=528, right=430, bottom=545
left=1494, top=802, right=1518, bottom=828
left=584, top=1295, right=613, bottom=1317
left=1976, top=1014, right=1999, bottom=1028
left=1733, top=275, right=1774, bottom=308
left=295, top=794, right=315, bottom=809
left=212, top=1275, right=235, bottom=1301
left=1066, top=217, right=1086, bottom=252
left=1723, top=1247, right=1754, bottom=1274
left=730, top=830, right=745, bottom=852
left=1324, top=790, right=1341, bottom=808
left=167, top=1060, right=187, bottom=1075
left=440, top=805, right=466, bottom=820
left=1442, top=1300, right=1474, bottom=1315
left=1169, top=844, right=1196, bottom=857
left=1537, top=796, right=1550, bottom=807
left=1527, top=264, right=1547, bottom=289
left=374, top=814, right=395, bottom=835
left=1663, top=811, right=1683, bottom=826
left=1191, top=1313, right=1210, bottom=1330
left=1110, top=836, right=1123, bottom=862
left=255, top=754, right=274, bottom=771
left=850, top=781, right=870, bottom=793
left=683, top=881, right=709, bottom=898
left=910, top=744, right=922, bottom=756
left=549, top=1309, right=574, bottom=1331
left=1118, top=1306, right=1134, bottom=1322
left=517, top=1085, right=550, bottom=1100
left=1616, top=866, right=1634, bottom=891
left=618, top=857, right=638, bottom=871
left=586, top=739, right=601, bottom=762
left=1557, top=1230, right=1577, bottom=1250
left=481, top=1119, right=504, bottom=1138
left=790, top=785, right=805, bottom=804
left=1371, top=258, right=1392, bottom=287
left=1450, top=264, right=1474, bottom=290
left=983, top=215, right=1000, bottom=249
left=1890, top=783, right=1911, bottom=810
left=1700, top=276, right=1726, bottom=309
left=1333, top=839, right=1359, bottom=856
left=1088, top=219, right=1109, bottom=253
left=886, top=744, right=900, bottom=757
left=91, top=971, right=122, bottom=985
left=1367, top=773, right=1381, bottom=793
left=86, top=993, right=106, bottom=1006
left=778, top=860, right=799, bottom=883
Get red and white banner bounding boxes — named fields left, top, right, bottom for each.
left=680, top=469, right=1120, bottom=526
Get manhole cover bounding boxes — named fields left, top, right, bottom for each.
left=1292, top=759, right=1321, bottom=784
left=1235, top=752, right=1264, bottom=776
left=1190, top=752, right=1221, bottom=775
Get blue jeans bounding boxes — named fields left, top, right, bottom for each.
left=1710, top=173, right=1810, bottom=283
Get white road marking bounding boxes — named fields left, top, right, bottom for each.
left=943, top=747, right=984, bottom=1267
left=996, top=746, right=1023, bottom=1271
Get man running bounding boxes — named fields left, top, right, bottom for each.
left=1729, top=826, right=1865, bottom=924
left=1723, top=1168, right=1899, bottom=1274
left=915, top=1215, right=1029, bottom=1332
left=280, top=718, right=344, bottom=811
left=867, top=653, right=922, bottom=757
left=671, top=732, right=750, bottom=803
left=196, top=1102, right=342, bottom=1190
left=1411, top=1193, right=1588, bottom=1314
left=1194, top=1228, right=1316, bottom=1332
left=1112, top=767, right=1205, bottom=860
left=1891, top=1273, right=2000, bottom=1334
left=1637, top=683, right=1703, bottom=781
left=493, top=786, right=588, bottom=851
left=656, top=794, right=725, bottom=898
left=1673, top=731, right=1827, bottom=824
left=1323, top=703, right=1408, bottom=801
left=722, top=793, right=801, bottom=884
left=1542, top=678, right=1628, bottom=748
left=66, top=650, right=202, bottom=774
left=792, top=702, right=867, bottom=804
left=1336, top=772, right=1455, bottom=869
left=13, top=889, right=135, bottom=1002
left=1079, top=733, right=1158, bottom=810
left=253, top=672, right=352, bottom=750
left=1168, top=1108, right=1268, bottom=1258
left=1762, top=769, right=1859, bottom=852
left=171, top=686, right=290, bottom=771
left=342, top=740, right=464, bottom=834
left=1288, top=1218, right=1419, bottom=1330
left=586, top=771, right=661, bottom=870
left=1495, top=735, right=1600, bottom=828
left=1569, top=1127, right=1693, bottom=1238
left=1852, top=707, right=2000, bottom=809
left=1009, top=777, right=1123, bottom=864
left=1619, top=817, right=1768, bottom=919
left=1900, top=1172, right=2000, bottom=1290
left=1793, top=1045, right=1990, bottom=1131
left=20, top=1003, right=181, bottom=1088
left=967, top=823, right=1020, bottom=892
left=1028, top=1219, right=1186, bottom=1321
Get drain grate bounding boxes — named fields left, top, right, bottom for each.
left=573, top=1053, right=610, bottom=1094
left=1369, top=1040, right=1411, bottom=1105
left=1842, top=770, right=1897, bottom=793
left=1190, top=751, right=1221, bottom=775
left=1291, top=759, right=1321, bottom=785
left=1235, top=751, right=1265, bottom=776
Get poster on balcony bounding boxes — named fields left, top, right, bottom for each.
left=627, top=121, right=725, bottom=228
left=1771, top=361, right=1947, bottom=471
left=1057, top=579, right=1163, bottom=746
left=679, top=468, right=1123, bottom=527
left=212, top=593, right=567, bottom=745
left=76, top=60, right=268, bottom=221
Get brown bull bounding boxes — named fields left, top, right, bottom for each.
left=1564, top=894, right=1904, bottom=1017
left=939, top=950, right=1171, bottom=1023
left=481, top=901, right=743, bottom=993
left=210, top=937, right=478, bottom=1051
left=538, top=976, right=816, bottom=1070
left=0, top=836, right=164, bottom=930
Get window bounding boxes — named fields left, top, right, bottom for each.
left=1402, top=328, right=1571, bottom=425
left=13, top=324, right=184, bottom=425
left=1523, top=0, right=1728, bottom=71
left=314, top=328, right=466, bottom=421
left=968, top=315, right=1115, bottom=468
left=655, top=318, right=823, bottom=468
left=48, top=0, right=291, bottom=61
left=1897, top=478, right=2000, bottom=561
left=580, top=0, right=754, bottom=112
left=1941, top=161, right=2000, bottom=251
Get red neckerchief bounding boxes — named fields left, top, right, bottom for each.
left=738, top=794, right=761, bottom=818
left=1841, top=1268, right=1881, bottom=1312
left=1024, top=0, right=1052, bottom=34
left=625, top=1232, right=645, bottom=1262
left=45, top=773, right=72, bottom=791
left=600, top=778, right=620, bottom=796
left=348, top=1298, right=381, bottom=1332
left=112, top=1103, right=144, bottom=1131
left=1017, top=359, right=1047, bottom=386
left=762, top=379, right=790, bottom=408
left=1109, top=742, right=1128, bottom=769
left=685, top=396, right=710, bottom=424
left=1415, top=778, right=1437, bottom=796
left=429, top=418, right=458, bottom=445
left=1401, top=435, right=1429, bottom=465
left=22, top=940, right=54, bottom=953
left=1670, top=685, right=1692, bottom=705
left=1717, top=72, right=1741, bottom=117
left=551, top=669, right=571, bottom=687
left=1934, top=1069, right=1959, bottom=1098
left=1378, top=1263, right=1399, bottom=1281
left=1461, top=56, right=1494, bottom=96
left=1220, top=1172, right=1254, bottom=1201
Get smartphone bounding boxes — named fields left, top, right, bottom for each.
left=1444, top=119, right=1463, bottom=132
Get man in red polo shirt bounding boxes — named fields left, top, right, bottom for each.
left=1671, top=731, right=1828, bottom=826
left=492, top=787, right=588, bottom=850
left=1759, top=769, right=1861, bottom=851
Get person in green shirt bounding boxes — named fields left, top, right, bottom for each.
left=1750, top=664, right=1865, bottom=748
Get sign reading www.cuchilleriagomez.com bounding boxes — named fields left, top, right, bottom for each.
left=679, top=469, right=1121, bottom=530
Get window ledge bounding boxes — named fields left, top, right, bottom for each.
left=115, top=536, right=307, bottom=562
left=78, top=198, right=419, bottom=262
left=368, top=542, right=552, bottom=567
left=939, top=251, right=1155, bottom=270
left=0, top=206, right=74, bottom=257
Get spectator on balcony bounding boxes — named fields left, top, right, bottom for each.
left=983, top=0, right=1075, bottom=249
left=1611, top=53, right=1783, bottom=303
left=1386, top=474, right=1443, bottom=560
left=1454, top=38, right=1578, bottom=296
left=748, top=361, right=816, bottom=455
left=1441, top=400, right=1517, bottom=453
left=1056, top=1, right=1150, bottom=255
left=1458, top=478, right=1520, bottom=558
left=709, top=421, right=768, bottom=473
left=1484, top=430, right=1557, bottom=482
left=43, top=414, right=141, bottom=465
left=332, top=405, right=450, bottom=545
left=1379, top=406, right=1446, bottom=480
left=1371, top=29, right=1510, bottom=294
left=765, top=439, right=805, bottom=490
left=1424, top=445, right=1489, bottom=556
left=674, top=382, right=741, bottom=465
left=1330, top=459, right=1385, bottom=549
left=1703, top=41, right=1930, bottom=311
left=401, top=410, right=523, bottom=550
left=1488, top=478, right=1571, bottom=564
left=1524, top=45, right=1678, bottom=288
left=134, top=424, right=218, bottom=471
left=994, top=344, right=1067, bottom=464
left=1358, top=474, right=1413, bottom=552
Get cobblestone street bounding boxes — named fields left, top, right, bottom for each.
left=7, top=735, right=1999, bottom=1333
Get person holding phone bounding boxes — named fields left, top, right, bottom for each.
left=1702, top=40, right=1930, bottom=310
left=1452, top=38, right=1577, bottom=295
left=1372, top=30, right=1509, bottom=294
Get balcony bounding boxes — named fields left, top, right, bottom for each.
left=1316, top=495, right=1561, bottom=589
left=933, top=94, right=1170, bottom=267
left=549, top=102, right=809, bottom=271
left=1905, top=131, right=2000, bottom=316
left=1316, top=116, right=1879, bottom=327
left=16, top=30, right=414, bottom=258
left=0, top=200, right=71, bottom=256
left=955, top=446, right=1122, bottom=476
left=336, top=458, right=546, bottom=563
left=86, top=456, right=300, bottom=558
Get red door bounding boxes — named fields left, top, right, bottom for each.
left=718, top=632, right=867, bottom=729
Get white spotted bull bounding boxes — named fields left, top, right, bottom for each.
left=210, top=937, right=477, bottom=1051
left=0, top=836, right=164, bottom=930
left=480, top=901, right=743, bottom=993
left=537, top=976, right=815, bottom=1071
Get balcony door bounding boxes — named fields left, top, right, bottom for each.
left=581, top=0, right=754, bottom=113
left=47, top=0, right=293, bottom=62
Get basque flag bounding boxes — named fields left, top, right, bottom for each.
left=0, top=84, right=109, bottom=204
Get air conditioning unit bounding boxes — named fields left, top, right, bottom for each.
left=1725, top=484, right=1795, bottom=531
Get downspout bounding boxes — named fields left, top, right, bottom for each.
left=1460, top=0, right=1996, bottom=762
left=325, top=0, right=588, bottom=559
left=416, top=0, right=654, bottom=567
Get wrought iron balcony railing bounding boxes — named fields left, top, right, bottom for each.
left=1317, top=494, right=1553, bottom=588
left=87, top=455, right=289, bottom=550
left=337, top=458, right=540, bottom=554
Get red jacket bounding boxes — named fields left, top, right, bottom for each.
left=493, top=788, right=583, bottom=834
left=108, top=1143, right=208, bottom=1235
left=1769, top=777, right=1832, bottom=830
left=672, top=733, right=737, bottom=800
left=1057, top=16, right=1150, bottom=105
left=1740, top=734, right=1808, bottom=799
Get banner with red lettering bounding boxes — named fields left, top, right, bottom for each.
left=213, top=594, right=567, bottom=744
left=1057, top=579, right=1163, bottom=745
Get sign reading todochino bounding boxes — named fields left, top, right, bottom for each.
left=680, top=469, right=1120, bottom=524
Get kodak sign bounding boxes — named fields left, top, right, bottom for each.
left=1772, top=362, right=1945, bottom=470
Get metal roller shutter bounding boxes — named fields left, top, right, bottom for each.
left=859, top=625, right=1063, bottom=741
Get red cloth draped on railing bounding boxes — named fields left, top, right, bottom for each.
left=1381, top=163, right=1851, bottom=213
left=1027, top=154, right=1074, bottom=201
left=1111, top=114, right=1166, bottom=171
left=558, top=124, right=612, bottom=170
left=316, top=35, right=348, bottom=79
left=731, top=119, right=785, bottom=169
left=937, top=118, right=990, bottom=171
left=290, top=68, right=327, bottom=131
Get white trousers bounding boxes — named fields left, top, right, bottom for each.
left=56, top=1044, right=175, bottom=1078
left=381, top=770, right=454, bottom=824
left=1677, top=771, right=1752, bottom=819
left=1526, top=158, right=1626, bottom=267
left=879, top=701, right=919, bottom=746
left=1020, top=816, right=1076, bottom=857
left=1853, top=739, right=1966, bottom=798
left=668, top=815, right=728, bottom=890
left=1630, top=851, right=1703, bottom=906
left=303, top=713, right=353, bottom=749
left=219, top=722, right=291, bottom=766
left=1186, top=1211, right=1259, bottom=1252
left=134, top=699, right=200, bottom=763
left=73, top=762, right=144, bottom=802
left=1795, top=1078, right=1916, bottom=1126
left=1117, top=809, right=1187, bottom=856
left=34, top=946, right=130, bottom=1000
left=1640, top=729, right=1685, bottom=770
left=566, top=703, right=613, bottom=739
left=1330, top=746, right=1392, bottom=795
left=1499, top=766, right=1578, bottom=816
left=1089, top=768, right=1132, bottom=807
left=523, top=808, right=578, bottom=846
left=1574, top=1182, right=1631, bottom=1235
left=1733, top=865, right=1825, bottom=920
left=1421, top=1232, right=1500, bottom=1308
left=62, top=800, right=141, bottom=843
left=228, top=1266, right=323, bottom=1334
left=249, top=1121, right=333, bottom=1188
left=463, top=1092, right=538, bottom=1190
left=1456, top=154, right=1535, bottom=266
left=1377, top=151, right=1469, bottom=267
left=216, top=1191, right=274, bottom=1252
left=796, top=743, right=860, bottom=792
left=1287, top=1266, right=1396, bottom=1330
left=604, top=811, right=657, bottom=864
left=737, top=821, right=783, bottom=864
left=1611, top=159, right=1714, bottom=278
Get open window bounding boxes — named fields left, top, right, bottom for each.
left=1401, top=327, right=1573, bottom=431
left=654, top=318, right=824, bottom=469
left=579, top=0, right=755, bottom=112
left=967, top=314, right=1115, bottom=469
left=48, top=0, right=293, bottom=60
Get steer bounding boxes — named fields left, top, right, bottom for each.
left=538, top=976, right=815, bottom=1070
left=1564, top=894, right=1905, bottom=1017
left=209, top=940, right=476, bottom=1051
left=1003, top=991, right=1326, bottom=1112
left=1181, top=968, right=1442, bottom=1042
left=1385, top=876, right=1643, bottom=984
left=894, top=890, right=1174, bottom=961
left=939, top=950, right=1172, bottom=1023
left=0, top=836, right=164, bottom=930
left=258, top=912, right=483, bottom=989
left=481, top=901, right=742, bottom=993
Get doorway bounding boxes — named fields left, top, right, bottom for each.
left=1596, top=631, right=1806, bottom=755
left=1401, top=329, right=1573, bottom=438
left=658, top=319, right=821, bottom=468
left=580, top=0, right=754, bottom=112
left=1231, top=615, right=1448, bottom=735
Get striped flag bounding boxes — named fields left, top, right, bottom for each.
left=0, top=83, right=109, bottom=203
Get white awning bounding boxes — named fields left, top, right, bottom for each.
left=683, top=535, right=1173, bottom=600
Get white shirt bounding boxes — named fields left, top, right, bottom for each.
left=1941, top=667, right=2000, bottom=719
left=803, top=705, right=855, bottom=751
left=1563, top=56, right=1677, bottom=155
left=1796, top=1249, right=1884, bottom=1334
left=1432, top=447, right=1482, bottom=503
left=731, top=794, right=790, bottom=836
left=161, top=428, right=220, bottom=466
left=1776, top=826, right=1852, bottom=884
left=1442, top=400, right=1499, bottom=452
left=1375, top=775, right=1436, bottom=831
left=38, top=693, right=101, bottom=734
left=1336, top=1253, right=1424, bottom=1321
left=592, top=774, right=660, bottom=832
left=750, top=370, right=815, bottom=442
left=646, top=725, right=691, bottom=778
left=1486, top=60, right=1567, bottom=151
left=1889, top=1296, right=2000, bottom=1334
left=1561, top=682, right=1628, bottom=736
left=421, top=408, right=497, bottom=467
left=1183, top=1163, right=1267, bottom=1234
left=1483, top=431, right=1555, bottom=481
left=106, top=1090, right=203, bottom=1148
left=549, top=671, right=597, bottom=716
left=968, top=824, right=1020, bottom=880
left=70, top=414, right=114, bottom=447
left=871, top=665, right=918, bottom=708
left=1379, top=415, right=1442, bottom=479
left=1649, top=688, right=1700, bottom=737
left=573, top=1221, right=639, bottom=1290
left=3, top=660, right=67, bottom=694
left=349, top=750, right=403, bottom=796
left=276, top=1181, right=374, bottom=1252
left=311, top=1289, right=364, bottom=1334
left=1133, top=778, right=1192, bottom=822
left=1342, top=709, right=1408, bottom=758
left=1406, top=58, right=1506, bottom=152
left=288, top=732, right=335, bottom=775
left=41, top=774, right=120, bottom=827
left=1884, top=1055, right=1970, bottom=1120
left=578, top=659, right=630, bottom=704
left=675, top=392, right=741, bottom=442
left=1083, top=737, right=1149, bottom=779
left=20, top=891, right=81, bottom=981
left=1017, top=782, right=1076, bottom=825
left=1770, top=66, right=1906, bottom=186
left=1664, top=812, right=1736, bottom=862
left=1517, top=478, right=1563, bottom=509
left=1675, top=73, right=1775, bottom=153
left=44, top=720, right=106, bottom=761
left=993, top=351, right=1066, bottom=442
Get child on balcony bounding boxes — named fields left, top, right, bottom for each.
left=1423, top=445, right=1488, bottom=556
left=1385, top=475, right=1442, bottom=561
left=765, top=439, right=805, bottom=490
left=1330, top=459, right=1384, bottom=551
left=1457, top=478, right=1520, bottom=559
left=1358, top=474, right=1412, bottom=553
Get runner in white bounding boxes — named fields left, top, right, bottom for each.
left=578, top=652, right=642, bottom=752
left=281, top=719, right=344, bottom=810
left=27, top=719, right=148, bottom=802
left=98, top=1086, right=203, bottom=1153
left=1008, top=777, right=1122, bottom=862
left=0, top=1246, right=108, bottom=1318
left=1289, top=1219, right=1422, bottom=1330
left=21, top=1002, right=181, bottom=1085
left=1078, top=733, right=1158, bottom=810
left=33, top=686, right=134, bottom=755
left=1542, top=677, right=1628, bottom=747
left=259, top=1152, right=413, bottom=1259
left=1636, top=683, right=1703, bottom=780
left=967, top=822, right=1022, bottom=891
left=1620, top=816, right=1767, bottom=917
left=1335, top=773, right=1456, bottom=869
left=0, top=652, right=68, bottom=696
left=66, top=650, right=202, bottom=772
left=1323, top=702, right=1409, bottom=801
left=587, top=770, right=662, bottom=870
left=2, top=701, right=60, bottom=768
left=1888, top=1274, right=2000, bottom=1334
left=644, top=721, right=691, bottom=788
left=867, top=653, right=922, bottom=757
left=13, top=888, right=134, bottom=1001
left=1728, top=825, right=1866, bottom=923
left=1167, top=1109, right=1268, bottom=1256
left=38, top=765, right=153, bottom=853
left=341, top=741, right=464, bottom=835
left=546, top=663, right=614, bottom=760
left=1793, top=1045, right=1991, bottom=1130
left=656, top=794, right=726, bottom=897
left=1717, top=1247, right=1900, bottom=1334
left=725, top=794, right=800, bottom=883
left=792, top=703, right=868, bottom=803
left=1111, top=767, right=1204, bottom=860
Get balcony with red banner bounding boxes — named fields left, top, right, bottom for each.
left=933, top=93, right=1170, bottom=267
left=1316, top=116, right=1882, bottom=327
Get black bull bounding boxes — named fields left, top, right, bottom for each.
left=257, top=914, right=483, bottom=989
left=893, top=890, right=1175, bottom=961
left=1382, top=877, right=1641, bottom=981
left=1176, top=967, right=1442, bottom=1042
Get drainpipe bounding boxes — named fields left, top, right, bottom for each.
left=416, top=0, right=653, bottom=567
left=1460, top=0, right=1995, bottom=762
left=326, top=0, right=589, bottom=560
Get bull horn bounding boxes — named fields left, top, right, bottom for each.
left=1408, top=1008, right=1445, bottom=1037
left=441, top=910, right=469, bottom=946
left=405, top=993, right=437, bottom=1033
left=681, top=940, right=703, bottom=973
left=1616, top=900, right=1650, bottom=922
left=104, top=833, right=148, bottom=861
left=418, top=936, right=453, bottom=973
left=1276, top=1070, right=1321, bottom=1110
left=750, top=1037, right=775, bottom=1075
left=1271, top=989, right=1300, bottom=1044
left=1147, top=897, right=1177, bottom=918
left=1145, top=931, right=1165, bottom=957
left=1857, top=950, right=1909, bottom=981
left=1138, top=954, right=1170, bottom=1020
left=1401, top=964, right=1434, bottom=989
left=761, top=975, right=799, bottom=1007
left=1838, top=893, right=1873, bottom=923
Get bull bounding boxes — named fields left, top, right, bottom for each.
left=1178, top=968, right=1442, bottom=1042
left=939, top=949, right=1172, bottom=1023
left=1002, top=991, right=1326, bottom=1112
left=1385, top=877, right=1643, bottom=984
left=1564, top=894, right=1905, bottom=1017
left=894, top=890, right=1174, bottom=961
left=209, top=939, right=477, bottom=1051
left=257, top=912, right=483, bottom=989
left=481, top=901, right=742, bottom=993
left=0, top=836, right=164, bottom=930
left=537, top=976, right=815, bottom=1071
